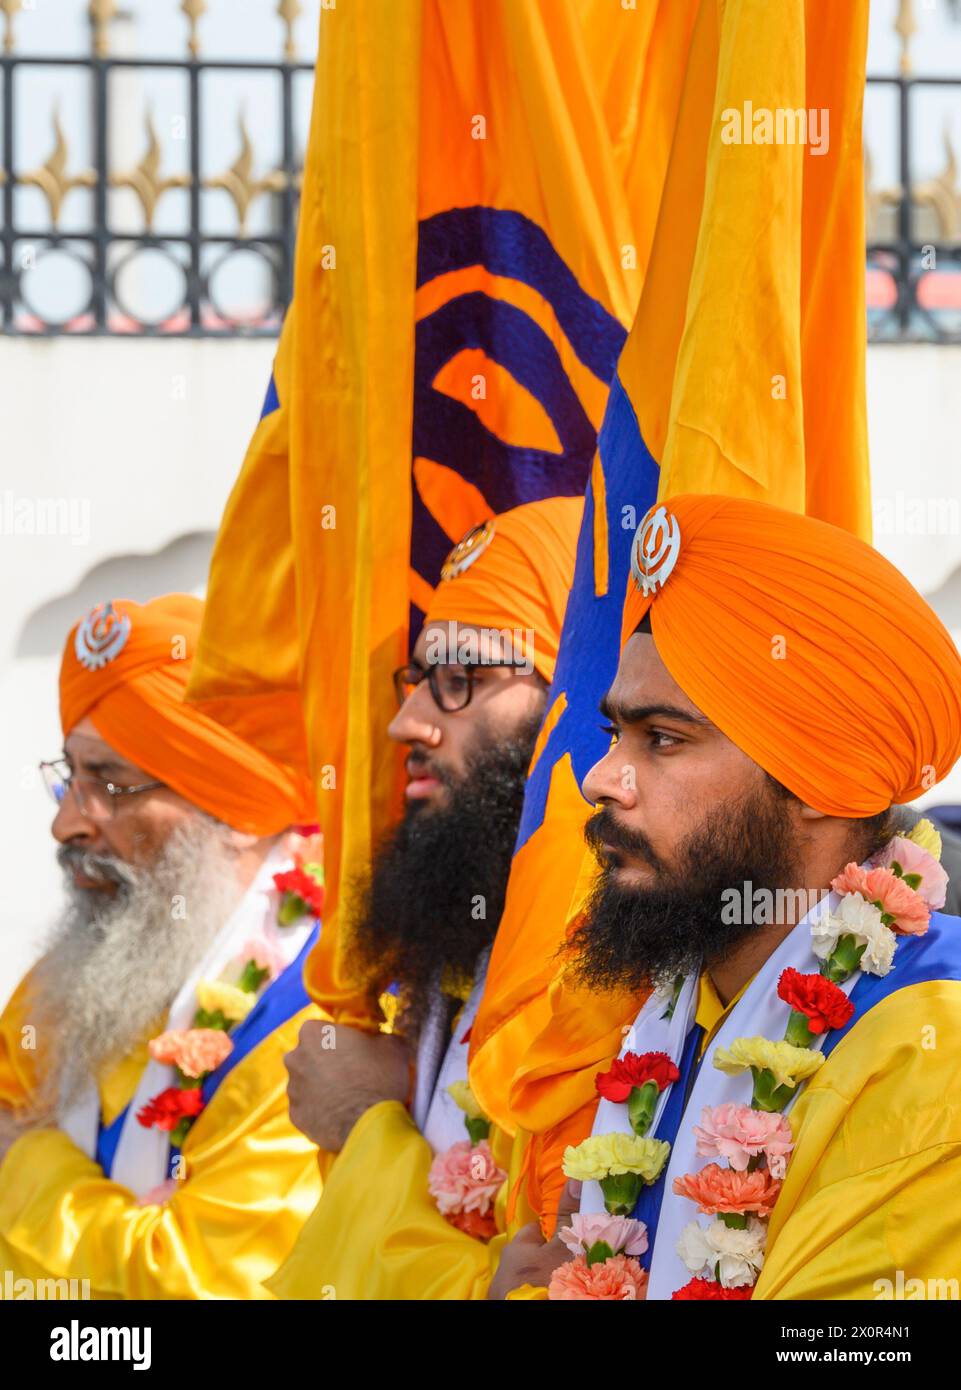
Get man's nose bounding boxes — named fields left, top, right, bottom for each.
left=582, top=744, right=638, bottom=810
left=387, top=680, right=442, bottom=748
left=51, top=784, right=98, bottom=845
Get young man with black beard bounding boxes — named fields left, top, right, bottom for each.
left=491, top=495, right=961, bottom=1300
left=274, top=497, right=582, bottom=1299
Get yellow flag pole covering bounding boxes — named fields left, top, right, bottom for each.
left=187, top=1, right=697, bottom=1020
left=469, top=0, right=873, bottom=1141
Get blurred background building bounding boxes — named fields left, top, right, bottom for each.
left=1, top=0, right=960, bottom=1001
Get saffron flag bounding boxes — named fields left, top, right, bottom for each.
left=469, top=0, right=873, bottom=1134
left=187, top=1, right=696, bottom=1018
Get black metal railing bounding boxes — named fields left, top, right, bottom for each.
left=865, top=72, right=961, bottom=344
left=0, top=48, right=313, bottom=336
left=1, top=44, right=959, bottom=340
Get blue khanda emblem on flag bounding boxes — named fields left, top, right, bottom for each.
left=410, top=206, right=627, bottom=605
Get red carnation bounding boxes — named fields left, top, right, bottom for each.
left=595, top=1051, right=680, bottom=1104
left=672, top=1277, right=753, bottom=1301
left=274, top=865, right=325, bottom=922
left=777, top=967, right=854, bottom=1034
left=137, top=1085, right=205, bottom=1132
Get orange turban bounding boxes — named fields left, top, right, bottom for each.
left=60, top=595, right=316, bottom=835
left=424, top=497, right=582, bottom=683
left=622, top=495, right=961, bottom=817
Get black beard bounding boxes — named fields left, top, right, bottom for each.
left=348, top=712, right=542, bottom=1039
left=567, top=786, right=803, bottom=995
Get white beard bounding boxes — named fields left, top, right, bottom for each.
left=25, top=816, right=251, bottom=1120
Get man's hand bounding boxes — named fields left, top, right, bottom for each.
left=487, top=1180, right=581, bottom=1299
left=285, top=1021, right=412, bottom=1154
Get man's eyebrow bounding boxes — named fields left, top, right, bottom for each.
left=72, top=756, right=132, bottom=778
left=599, top=696, right=712, bottom=728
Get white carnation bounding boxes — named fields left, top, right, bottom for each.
left=811, top=892, right=896, bottom=978
left=676, top=1216, right=766, bottom=1288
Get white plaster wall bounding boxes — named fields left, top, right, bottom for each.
left=0, top=338, right=959, bottom=1006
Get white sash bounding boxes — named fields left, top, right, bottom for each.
left=578, top=887, right=862, bottom=1298
left=413, top=952, right=489, bottom=1155
left=60, top=846, right=313, bottom=1199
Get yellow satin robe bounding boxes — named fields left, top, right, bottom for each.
left=0, top=974, right=324, bottom=1300
left=268, top=1100, right=535, bottom=1300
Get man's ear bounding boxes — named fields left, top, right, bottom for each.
left=797, top=804, right=827, bottom=821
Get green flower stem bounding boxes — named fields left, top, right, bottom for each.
left=750, top=1066, right=796, bottom=1114
left=585, top=1240, right=615, bottom=1267
left=599, top=1171, right=644, bottom=1216
left=820, top=933, right=865, bottom=984
left=719, top=1212, right=748, bottom=1230
left=627, top=1080, right=659, bottom=1137
left=465, top=1116, right=491, bottom=1144
left=171, top=1118, right=193, bottom=1147
left=277, top=893, right=308, bottom=927
left=239, top=959, right=270, bottom=993
left=784, top=1009, right=814, bottom=1049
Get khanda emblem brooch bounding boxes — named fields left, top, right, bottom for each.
left=630, top=504, right=681, bottom=597
left=440, top=518, right=496, bottom=582
left=74, top=600, right=131, bottom=671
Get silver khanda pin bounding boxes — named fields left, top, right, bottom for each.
left=74, top=600, right=131, bottom=671
left=630, top=504, right=681, bottom=597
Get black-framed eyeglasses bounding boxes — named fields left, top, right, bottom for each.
left=39, top=758, right=165, bottom=823
left=392, top=661, right=527, bottom=714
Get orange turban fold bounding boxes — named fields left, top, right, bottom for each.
left=622, top=495, right=961, bottom=817
left=425, top=496, right=583, bottom=683
left=60, top=595, right=316, bottom=835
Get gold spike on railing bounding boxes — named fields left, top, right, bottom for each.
left=111, top=113, right=191, bottom=230
left=278, top=0, right=302, bottom=61
left=204, top=114, right=289, bottom=236
left=20, top=112, right=97, bottom=226
left=182, top=0, right=207, bottom=60
left=88, top=0, right=119, bottom=58
left=895, top=0, right=917, bottom=77
left=1, top=0, right=23, bottom=55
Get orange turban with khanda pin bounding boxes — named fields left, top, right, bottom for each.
left=424, top=496, right=583, bottom=684
left=60, top=595, right=316, bottom=835
left=621, top=495, right=961, bottom=818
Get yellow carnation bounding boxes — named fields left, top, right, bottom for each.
left=562, top=1132, right=670, bottom=1183
left=906, top=818, right=942, bottom=861
left=713, top=1036, right=824, bottom=1090
left=196, top=979, right=255, bottom=1023
left=446, top=1080, right=483, bottom=1119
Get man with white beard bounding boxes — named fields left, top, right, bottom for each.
left=0, top=595, right=326, bottom=1299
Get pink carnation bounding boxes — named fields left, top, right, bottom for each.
left=694, top=1103, right=794, bottom=1178
left=873, top=836, right=949, bottom=911
left=548, top=1254, right=648, bottom=1301
left=832, top=863, right=930, bottom=935
left=427, top=1139, right=505, bottom=1218
left=239, top=933, right=285, bottom=978
left=148, top=1028, right=234, bottom=1079
left=558, top=1213, right=649, bottom=1259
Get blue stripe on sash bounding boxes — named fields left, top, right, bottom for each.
left=630, top=1022, right=704, bottom=1270
left=96, top=922, right=319, bottom=1180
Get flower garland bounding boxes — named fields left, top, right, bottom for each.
left=427, top=1081, right=507, bottom=1241
left=556, top=821, right=946, bottom=1301
left=135, top=858, right=325, bottom=1147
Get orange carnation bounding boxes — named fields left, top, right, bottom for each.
left=672, top=1163, right=782, bottom=1216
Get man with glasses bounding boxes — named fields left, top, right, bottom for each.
left=274, top=496, right=582, bottom=1299
left=0, top=594, right=327, bottom=1298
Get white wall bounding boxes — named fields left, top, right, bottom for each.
left=1, top=338, right=960, bottom=1006
left=0, top=336, right=275, bottom=1002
